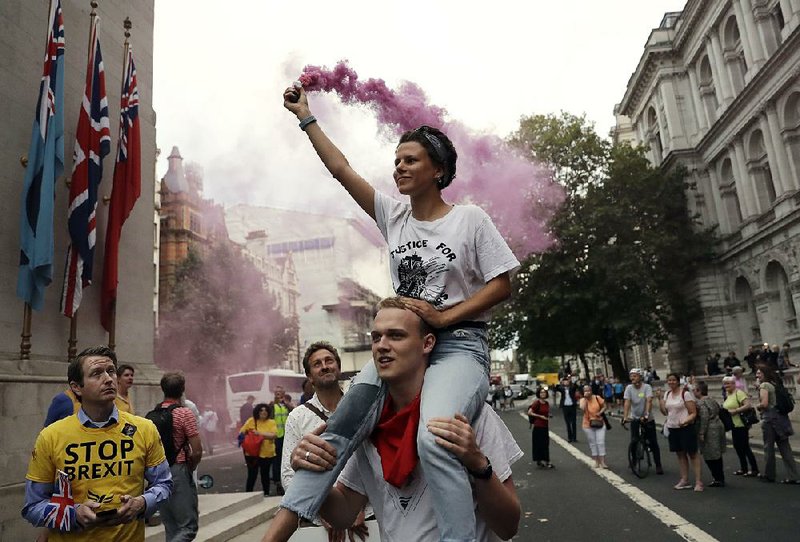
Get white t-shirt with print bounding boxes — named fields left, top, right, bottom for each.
left=374, top=191, right=520, bottom=321
left=338, top=405, right=523, bottom=542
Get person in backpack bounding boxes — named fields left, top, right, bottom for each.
left=655, top=373, right=702, bottom=491
left=151, top=372, right=202, bottom=541
left=755, top=364, right=798, bottom=484
left=23, top=346, right=173, bottom=541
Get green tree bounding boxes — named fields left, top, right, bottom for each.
left=492, top=113, right=715, bottom=379
left=156, top=242, right=297, bottom=401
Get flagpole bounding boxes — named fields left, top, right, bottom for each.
left=107, top=17, right=131, bottom=351
left=68, top=310, right=78, bottom=360
left=63, top=2, right=99, bottom=361
left=19, top=154, right=33, bottom=360
left=18, top=0, right=54, bottom=362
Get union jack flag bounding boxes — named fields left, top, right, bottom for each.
left=101, top=43, right=141, bottom=331
left=61, top=13, right=110, bottom=317
left=43, top=470, right=75, bottom=531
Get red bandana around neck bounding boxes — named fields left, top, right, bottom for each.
left=370, top=393, right=422, bottom=488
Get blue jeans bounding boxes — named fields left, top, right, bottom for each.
left=281, top=326, right=490, bottom=542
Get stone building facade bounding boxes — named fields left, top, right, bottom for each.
left=157, top=148, right=301, bottom=368
left=615, top=0, right=800, bottom=371
left=0, top=1, right=159, bottom=538
left=227, top=205, right=393, bottom=374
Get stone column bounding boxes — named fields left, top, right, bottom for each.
left=731, top=0, right=756, bottom=70
left=737, top=0, right=767, bottom=71
left=687, top=67, right=709, bottom=132
left=659, top=78, right=687, bottom=149
left=706, top=166, right=729, bottom=233
left=709, top=34, right=734, bottom=106
left=764, top=104, right=794, bottom=194
left=781, top=0, right=799, bottom=35
left=733, top=139, right=759, bottom=216
left=753, top=3, right=779, bottom=57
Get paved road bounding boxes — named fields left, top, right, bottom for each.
left=192, top=411, right=800, bottom=541
left=195, top=441, right=286, bottom=496
left=504, top=405, right=799, bottom=541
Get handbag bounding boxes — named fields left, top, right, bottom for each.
left=589, top=418, right=604, bottom=429
left=242, top=430, right=265, bottom=457
left=718, top=406, right=734, bottom=432
left=735, top=391, right=759, bottom=428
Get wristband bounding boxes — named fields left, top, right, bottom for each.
left=298, top=115, right=317, bottom=131
left=467, top=455, right=493, bottom=480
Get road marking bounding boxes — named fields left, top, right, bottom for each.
left=520, top=414, right=720, bottom=542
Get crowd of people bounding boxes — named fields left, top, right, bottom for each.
left=512, top=349, right=798, bottom=493
left=18, top=74, right=800, bottom=542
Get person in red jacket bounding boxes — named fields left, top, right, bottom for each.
left=528, top=388, right=554, bottom=469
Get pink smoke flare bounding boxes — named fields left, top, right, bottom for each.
left=298, top=61, right=564, bottom=258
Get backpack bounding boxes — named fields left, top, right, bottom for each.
left=145, top=403, right=184, bottom=465
left=774, top=380, right=795, bottom=415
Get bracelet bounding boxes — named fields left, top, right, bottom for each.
left=298, top=115, right=317, bottom=131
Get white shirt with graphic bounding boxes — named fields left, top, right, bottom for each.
left=338, top=405, right=523, bottom=542
left=374, top=191, right=520, bottom=321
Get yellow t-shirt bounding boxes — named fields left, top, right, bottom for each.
left=115, top=392, right=135, bottom=415
left=239, top=417, right=278, bottom=458
left=26, top=410, right=166, bottom=541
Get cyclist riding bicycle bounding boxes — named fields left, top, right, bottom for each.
left=622, top=368, right=664, bottom=475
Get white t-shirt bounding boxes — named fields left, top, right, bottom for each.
left=664, top=388, right=694, bottom=428
left=374, top=192, right=519, bottom=320
left=338, top=405, right=523, bottom=542
left=281, top=394, right=336, bottom=490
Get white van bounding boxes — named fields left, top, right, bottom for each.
left=226, top=369, right=306, bottom=426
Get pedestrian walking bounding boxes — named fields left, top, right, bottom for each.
left=694, top=382, right=726, bottom=487
left=151, top=372, right=203, bottom=541
left=579, top=385, right=608, bottom=469
left=722, top=376, right=759, bottom=477
left=755, top=364, right=799, bottom=483
left=199, top=404, right=219, bottom=456
left=528, top=388, right=554, bottom=469
left=656, top=373, right=703, bottom=492
left=556, top=377, right=579, bottom=442
left=240, top=403, right=277, bottom=495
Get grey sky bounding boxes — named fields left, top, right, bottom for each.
left=153, top=0, right=686, bottom=211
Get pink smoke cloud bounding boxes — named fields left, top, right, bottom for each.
left=298, top=61, right=564, bottom=258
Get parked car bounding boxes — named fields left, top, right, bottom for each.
left=510, top=384, right=533, bottom=400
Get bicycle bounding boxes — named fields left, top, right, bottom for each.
left=622, top=417, right=653, bottom=478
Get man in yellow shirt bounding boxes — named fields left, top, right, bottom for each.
left=22, top=346, right=172, bottom=541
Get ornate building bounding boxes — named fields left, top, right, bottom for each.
left=227, top=204, right=393, bottom=374
left=158, top=146, right=230, bottom=306
left=157, top=148, right=300, bottom=367
left=615, top=0, right=800, bottom=370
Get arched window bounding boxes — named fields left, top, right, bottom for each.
left=646, top=106, right=663, bottom=163
left=718, top=157, right=743, bottom=229
left=722, top=16, right=746, bottom=94
left=734, top=276, right=761, bottom=344
left=745, top=129, right=776, bottom=211
left=782, top=91, right=800, bottom=190
left=698, top=56, right=718, bottom=123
